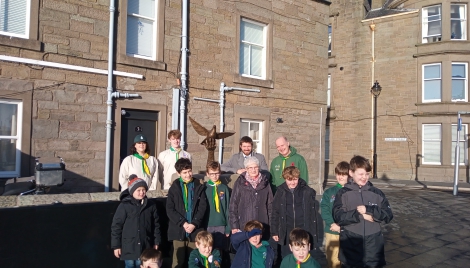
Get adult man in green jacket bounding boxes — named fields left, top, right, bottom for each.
left=270, top=136, right=308, bottom=187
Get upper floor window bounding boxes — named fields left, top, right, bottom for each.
left=0, top=99, right=22, bottom=178
left=325, top=125, right=330, bottom=161
left=328, top=24, right=332, bottom=56
left=423, top=63, right=441, bottom=102
left=452, top=124, right=468, bottom=165
left=422, top=5, right=442, bottom=43
left=126, top=0, right=157, bottom=60
left=422, top=124, right=441, bottom=165
left=327, top=74, right=331, bottom=108
left=451, top=4, right=467, bottom=40
left=240, top=18, right=266, bottom=79
left=452, top=63, right=468, bottom=101
left=240, top=119, right=263, bottom=154
left=0, top=0, right=30, bottom=39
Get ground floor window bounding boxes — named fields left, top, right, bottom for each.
left=240, top=119, right=263, bottom=154
left=0, top=99, right=22, bottom=177
left=422, top=124, right=441, bottom=164
left=452, top=124, right=468, bottom=165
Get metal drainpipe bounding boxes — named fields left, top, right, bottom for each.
left=179, top=0, right=189, bottom=149
left=104, top=0, right=139, bottom=192
left=218, top=83, right=225, bottom=163
left=370, top=23, right=376, bottom=164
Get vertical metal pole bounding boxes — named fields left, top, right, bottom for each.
left=453, top=113, right=461, bottom=196
left=373, top=95, right=378, bottom=179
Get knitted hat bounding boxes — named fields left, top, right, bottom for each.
left=134, top=134, right=148, bottom=143
left=128, top=175, right=148, bottom=196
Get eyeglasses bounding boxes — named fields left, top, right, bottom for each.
left=246, top=166, right=259, bottom=170
left=208, top=173, right=220, bottom=177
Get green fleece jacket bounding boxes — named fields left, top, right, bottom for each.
left=270, top=146, right=308, bottom=187
left=205, top=182, right=231, bottom=234
left=320, top=183, right=342, bottom=235
left=280, top=253, right=321, bottom=268
left=188, top=248, right=221, bottom=268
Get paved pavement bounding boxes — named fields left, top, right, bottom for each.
left=317, top=178, right=470, bottom=267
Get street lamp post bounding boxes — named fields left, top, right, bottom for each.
left=371, top=81, right=382, bottom=179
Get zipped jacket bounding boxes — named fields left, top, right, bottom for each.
left=333, top=181, right=393, bottom=267
left=271, top=179, right=318, bottom=248
left=230, top=231, right=274, bottom=268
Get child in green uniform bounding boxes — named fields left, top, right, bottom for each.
left=320, top=161, right=349, bottom=268
left=280, top=228, right=320, bottom=268
left=189, top=231, right=221, bottom=268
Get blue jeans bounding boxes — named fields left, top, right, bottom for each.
left=124, top=259, right=141, bottom=268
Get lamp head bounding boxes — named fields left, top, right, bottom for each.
left=370, top=80, right=382, bottom=97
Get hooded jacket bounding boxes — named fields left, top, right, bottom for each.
left=333, top=181, right=393, bottom=267
left=270, top=146, right=308, bottom=187
left=229, top=172, right=273, bottom=231
left=166, top=178, right=207, bottom=241
left=271, top=179, right=318, bottom=248
left=320, top=183, right=343, bottom=235
left=188, top=248, right=222, bottom=268
left=230, top=231, right=274, bottom=268
left=111, top=190, right=161, bottom=260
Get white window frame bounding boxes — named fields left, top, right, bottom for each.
left=451, top=62, right=468, bottom=102
left=452, top=124, right=468, bottom=165
left=327, top=74, right=331, bottom=108
left=422, top=63, right=441, bottom=102
left=328, top=24, right=332, bottom=55
left=451, top=4, right=467, bottom=40
left=422, top=4, right=442, bottom=43
left=239, top=18, right=267, bottom=79
left=422, top=124, right=441, bottom=165
left=126, top=0, right=157, bottom=60
left=0, top=0, right=31, bottom=39
left=0, top=99, right=23, bottom=178
left=240, top=119, right=263, bottom=154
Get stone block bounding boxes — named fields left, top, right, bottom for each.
left=70, top=19, right=94, bottom=33
left=70, top=38, right=91, bottom=53
left=91, top=121, right=106, bottom=141
left=43, top=0, right=78, bottom=14
left=0, top=196, right=17, bottom=208
left=78, top=141, right=106, bottom=151
left=78, top=6, right=108, bottom=21
left=75, top=112, right=97, bottom=122
left=60, top=121, right=91, bottom=131
left=90, top=192, right=120, bottom=202
left=37, top=100, right=58, bottom=110
left=59, top=130, right=90, bottom=140
left=32, top=119, right=59, bottom=139
left=17, top=193, right=91, bottom=206
left=53, top=90, right=77, bottom=103
left=76, top=93, right=103, bottom=104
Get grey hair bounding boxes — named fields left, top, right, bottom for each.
left=244, top=156, right=260, bottom=168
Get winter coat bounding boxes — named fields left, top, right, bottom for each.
left=157, top=148, right=191, bottom=190
left=166, top=178, right=207, bottom=241
left=221, top=152, right=269, bottom=174
left=320, top=183, right=342, bottom=235
left=271, top=179, right=318, bottom=248
left=229, top=172, right=273, bottom=231
left=119, top=154, right=159, bottom=191
left=280, top=253, right=321, bottom=268
left=110, top=190, right=161, bottom=260
left=333, top=181, right=393, bottom=267
left=230, top=231, right=274, bottom=268
left=270, top=146, right=308, bottom=187
left=188, top=248, right=222, bottom=268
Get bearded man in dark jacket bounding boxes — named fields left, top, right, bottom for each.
left=333, top=155, right=393, bottom=268
left=271, top=166, right=318, bottom=257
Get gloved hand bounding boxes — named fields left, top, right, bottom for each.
left=248, top=228, right=262, bottom=237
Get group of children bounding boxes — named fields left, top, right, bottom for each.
left=112, top=151, right=393, bottom=268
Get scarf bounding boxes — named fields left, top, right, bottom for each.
left=179, top=177, right=193, bottom=212
left=170, top=147, right=182, bottom=161
left=207, top=180, right=221, bottom=213
left=245, top=172, right=261, bottom=189
left=295, top=253, right=311, bottom=268
left=199, top=254, right=209, bottom=268
left=133, top=153, right=150, bottom=175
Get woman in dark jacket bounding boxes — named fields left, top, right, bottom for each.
left=229, top=156, right=273, bottom=237
left=111, top=180, right=161, bottom=265
left=271, top=166, right=318, bottom=257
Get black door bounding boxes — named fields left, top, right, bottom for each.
left=120, top=109, right=159, bottom=164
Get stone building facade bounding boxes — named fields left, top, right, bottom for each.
left=327, top=0, right=470, bottom=182
left=0, top=0, right=330, bottom=192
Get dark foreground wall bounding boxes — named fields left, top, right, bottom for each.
left=0, top=198, right=169, bottom=268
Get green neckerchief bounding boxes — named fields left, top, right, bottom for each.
left=133, top=153, right=150, bottom=175
left=179, top=177, right=193, bottom=212
left=170, top=147, right=181, bottom=161
left=199, top=253, right=209, bottom=268
left=336, top=183, right=343, bottom=188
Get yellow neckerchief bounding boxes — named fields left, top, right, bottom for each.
left=295, top=253, right=311, bottom=268
left=133, top=153, right=150, bottom=175
left=207, top=180, right=221, bottom=213
left=170, top=147, right=182, bottom=161
left=281, top=154, right=290, bottom=178
left=179, top=177, right=193, bottom=212
left=199, top=253, right=209, bottom=268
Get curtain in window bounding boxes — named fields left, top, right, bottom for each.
left=423, top=125, right=441, bottom=164
left=240, top=20, right=264, bottom=77
left=0, top=0, right=27, bottom=35
left=0, top=102, right=19, bottom=172
left=452, top=125, right=467, bottom=164
left=126, top=0, right=155, bottom=58
left=422, top=6, right=442, bottom=43
left=451, top=4, right=467, bottom=40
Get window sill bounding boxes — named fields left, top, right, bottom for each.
left=117, top=53, right=166, bottom=71
left=0, top=35, right=41, bottom=51
left=233, top=75, right=273, bottom=89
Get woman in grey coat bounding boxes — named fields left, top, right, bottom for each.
left=229, top=156, right=273, bottom=237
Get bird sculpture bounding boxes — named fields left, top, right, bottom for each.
left=189, top=116, right=235, bottom=164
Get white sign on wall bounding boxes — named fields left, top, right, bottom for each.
left=384, top=137, right=407, bottom=142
